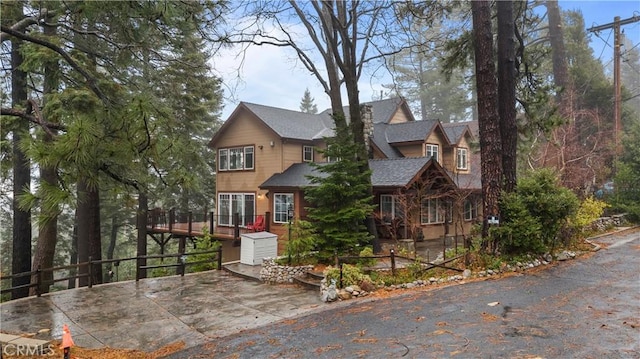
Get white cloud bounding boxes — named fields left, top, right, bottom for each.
left=209, top=22, right=394, bottom=120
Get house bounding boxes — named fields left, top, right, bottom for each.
left=208, top=97, right=481, bottom=249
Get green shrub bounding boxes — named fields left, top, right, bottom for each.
left=357, top=246, right=377, bottom=267
left=283, top=220, right=317, bottom=265
left=492, top=191, right=545, bottom=254
left=572, top=196, right=609, bottom=236
left=187, top=228, right=221, bottom=272
left=494, top=169, right=579, bottom=254
left=323, top=264, right=374, bottom=289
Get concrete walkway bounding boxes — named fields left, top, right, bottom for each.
left=0, top=269, right=324, bottom=351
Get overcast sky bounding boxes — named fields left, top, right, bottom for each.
left=213, top=1, right=640, bottom=121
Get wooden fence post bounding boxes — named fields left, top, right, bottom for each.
left=233, top=212, right=240, bottom=240
left=209, top=211, right=214, bottom=235
left=390, top=250, right=396, bottom=276
left=217, top=247, right=222, bottom=270
left=339, top=262, right=343, bottom=288
left=36, top=266, right=42, bottom=297
left=88, top=257, right=93, bottom=288
left=177, top=237, right=186, bottom=276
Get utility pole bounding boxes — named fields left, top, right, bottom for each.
left=588, top=15, right=640, bottom=173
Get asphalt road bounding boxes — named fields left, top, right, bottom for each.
left=165, top=229, right=640, bottom=359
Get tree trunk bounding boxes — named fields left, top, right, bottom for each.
left=105, top=214, right=118, bottom=282
left=8, top=2, right=31, bottom=299
left=30, top=14, right=59, bottom=296
left=472, top=1, right=503, bottom=245
left=497, top=1, right=518, bottom=193
left=29, top=158, right=58, bottom=295
left=76, top=178, right=102, bottom=286
left=546, top=0, right=570, bottom=97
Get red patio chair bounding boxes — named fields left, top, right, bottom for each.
left=247, top=215, right=265, bottom=232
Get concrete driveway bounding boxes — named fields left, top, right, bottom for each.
left=168, top=229, right=640, bottom=358
left=0, top=270, right=324, bottom=350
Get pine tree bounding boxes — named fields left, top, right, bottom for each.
left=299, top=88, right=318, bottom=114
left=305, top=121, right=375, bottom=259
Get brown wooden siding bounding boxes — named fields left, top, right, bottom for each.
left=395, top=144, right=424, bottom=158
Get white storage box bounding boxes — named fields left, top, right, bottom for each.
left=240, top=231, right=278, bottom=265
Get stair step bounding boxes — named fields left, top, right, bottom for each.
left=307, top=271, right=325, bottom=280
left=293, top=275, right=321, bottom=290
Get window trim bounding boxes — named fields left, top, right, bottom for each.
left=380, top=194, right=404, bottom=224
left=303, top=145, right=314, bottom=162
left=425, top=144, right=439, bottom=163
left=420, top=198, right=445, bottom=225
left=457, top=148, right=468, bottom=170
left=274, top=193, right=294, bottom=224
left=217, top=193, right=255, bottom=227
left=464, top=199, right=478, bottom=221
left=218, top=145, right=255, bottom=171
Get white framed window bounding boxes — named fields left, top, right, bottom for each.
left=421, top=198, right=445, bottom=224
left=464, top=200, right=478, bottom=221
left=218, top=146, right=254, bottom=171
left=457, top=148, right=468, bottom=170
left=303, top=145, right=314, bottom=162
left=274, top=193, right=294, bottom=223
left=380, top=194, right=403, bottom=224
left=426, top=144, right=439, bottom=163
left=217, top=193, right=255, bottom=226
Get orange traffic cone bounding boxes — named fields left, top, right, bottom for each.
left=60, top=324, right=75, bottom=349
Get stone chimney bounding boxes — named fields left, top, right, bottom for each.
left=361, top=104, right=374, bottom=157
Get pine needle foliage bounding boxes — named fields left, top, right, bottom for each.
left=305, top=119, right=375, bottom=260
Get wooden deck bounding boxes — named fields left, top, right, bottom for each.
left=147, top=221, right=252, bottom=240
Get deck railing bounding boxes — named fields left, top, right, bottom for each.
left=147, top=209, right=271, bottom=238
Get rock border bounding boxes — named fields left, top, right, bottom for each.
left=320, top=250, right=583, bottom=302
left=259, top=258, right=313, bottom=284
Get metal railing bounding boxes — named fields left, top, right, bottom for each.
left=147, top=209, right=271, bottom=238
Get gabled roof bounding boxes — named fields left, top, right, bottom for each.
left=319, top=97, right=411, bottom=124
left=260, top=157, right=452, bottom=190
left=211, top=98, right=411, bottom=147
left=209, top=102, right=334, bottom=146
left=442, top=122, right=474, bottom=146
left=380, top=120, right=438, bottom=143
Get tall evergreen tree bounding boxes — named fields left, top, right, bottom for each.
left=3, top=0, right=32, bottom=299
left=472, top=0, right=503, bottom=245
left=497, top=1, right=518, bottom=193
left=305, top=123, right=375, bottom=258
left=299, top=88, right=318, bottom=114
left=1, top=1, right=225, bottom=291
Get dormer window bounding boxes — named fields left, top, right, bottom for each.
left=425, top=144, right=439, bottom=163
left=303, top=145, right=314, bottom=162
left=457, top=148, right=468, bottom=170
left=218, top=146, right=254, bottom=171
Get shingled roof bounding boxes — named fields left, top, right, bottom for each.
left=379, top=120, right=438, bottom=143
left=319, top=97, right=408, bottom=124
left=442, top=122, right=474, bottom=145
left=260, top=157, right=450, bottom=190
left=242, top=102, right=334, bottom=141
